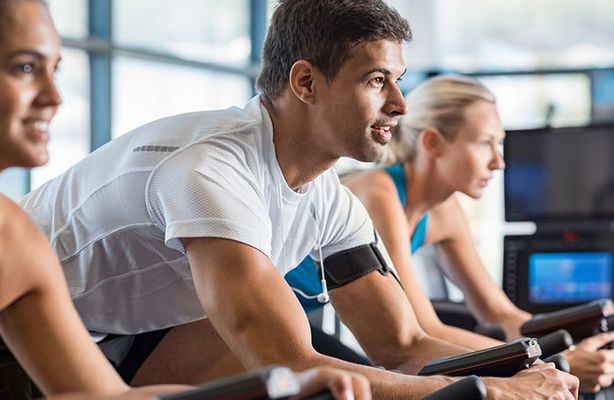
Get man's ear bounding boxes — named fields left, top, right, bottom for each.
left=421, top=127, right=446, bottom=157
left=288, top=60, right=317, bottom=104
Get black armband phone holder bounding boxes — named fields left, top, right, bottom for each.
left=322, top=241, right=403, bottom=291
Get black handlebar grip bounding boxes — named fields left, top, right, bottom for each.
left=537, top=329, right=573, bottom=359
left=542, top=354, right=570, bottom=373
left=422, top=375, right=486, bottom=400
left=304, top=392, right=334, bottom=400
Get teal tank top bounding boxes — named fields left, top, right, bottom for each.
left=384, top=163, right=429, bottom=253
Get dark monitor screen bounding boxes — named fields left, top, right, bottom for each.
left=528, top=252, right=612, bottom=304
left=504, top=124, right=614, bottom=222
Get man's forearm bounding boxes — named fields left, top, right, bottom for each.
left=292, top=352, right=456, bottom=399
left=390, top=333, right=469, bottom=375
left=428, top=323, right=502, bottom=352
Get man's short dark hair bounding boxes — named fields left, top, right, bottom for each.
left=256, top=0, right=412, bottom=99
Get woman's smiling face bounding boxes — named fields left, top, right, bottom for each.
left=0, top=0, right=62, bottom=171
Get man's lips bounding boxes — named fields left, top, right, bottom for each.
left=372, top=125, right=392, bottom=144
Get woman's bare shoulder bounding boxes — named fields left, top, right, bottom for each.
left=429, top=194, right=470, bottom=240
left=342, top=168, right=397, bottom=198
left=0, top=195, right=20, bottom=232
left=0, top=194, right=46, bottom=249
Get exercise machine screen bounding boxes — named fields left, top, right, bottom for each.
left=528, top=252, right=612, bottom=303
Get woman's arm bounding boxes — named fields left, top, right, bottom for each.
left=0, top=195, right=129, bottom=396
left=429, top=195, right=530, bottom=339
left=399, top=192, right=614, bottom=393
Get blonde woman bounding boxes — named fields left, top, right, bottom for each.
left=342, top=75, right=614, bottom=393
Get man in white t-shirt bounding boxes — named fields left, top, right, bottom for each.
left=21, top=0, right=578, bottom=398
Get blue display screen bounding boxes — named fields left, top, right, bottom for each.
left=529, top=252, right=612, bottom=303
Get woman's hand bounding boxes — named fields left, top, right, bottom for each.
left=565, top=331, right=614, bottom=393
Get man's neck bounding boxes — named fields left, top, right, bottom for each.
left=261, top=95, right=337, bottom=191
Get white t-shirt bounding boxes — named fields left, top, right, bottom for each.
left=21, top=96, right=376, bottom=335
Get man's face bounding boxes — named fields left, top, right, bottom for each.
left=312, top=39, right=408, bottom=162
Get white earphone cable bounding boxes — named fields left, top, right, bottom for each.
left=287, top=186, right=330, bottom=304
left=314, top=187, right=329, bottom=304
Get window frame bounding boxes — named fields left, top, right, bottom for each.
left=21, top=0, right=268, bottom=193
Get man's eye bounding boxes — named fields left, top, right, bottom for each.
left=370, top=77, right=385, bottom=85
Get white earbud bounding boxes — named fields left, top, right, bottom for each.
left=317, top=278, right=330, bottom=304
left=291, top=254, right=330, bottom=305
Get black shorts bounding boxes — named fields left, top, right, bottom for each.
left=97, top=328, right=170, bottom=384
left=96, top=324, right=369, bottom=384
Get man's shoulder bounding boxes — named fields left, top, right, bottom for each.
left=145, top=101, right=270, bottom=192
left=140, top=103, right=263, bottom=140
left=127, top=99, right=267, bottom=172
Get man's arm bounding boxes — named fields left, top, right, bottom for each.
left=184, top=236, right=579, bottom=399
left=183, top=236, right=456, bottom=398
left=328, top=269, right=471, bottom=373
left=48, top=368, right=371, bottom=400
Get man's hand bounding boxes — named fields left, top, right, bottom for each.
left=46, top=369, right=371, bottom=400
left=565, top=331, right=614, bottom=393
left=484, top=362, right=578, bottom=399
left=294, top=367, right=371, bottom=400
